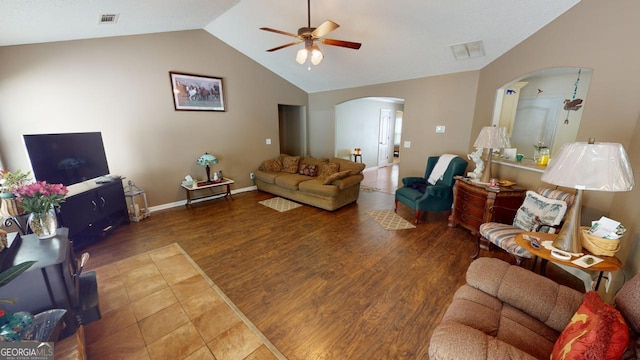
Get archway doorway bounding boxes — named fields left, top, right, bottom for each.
left=335, top=97, right=404, bottom=193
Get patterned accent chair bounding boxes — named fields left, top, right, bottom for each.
left=478, top=187, right=575, bottom=265
left=394, top=155, right=468, bottom=224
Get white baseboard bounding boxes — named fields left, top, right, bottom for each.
left=148, top=185, right=257, bottom=212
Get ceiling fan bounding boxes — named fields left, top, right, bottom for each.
left=260, top=0, right=362, bottom=67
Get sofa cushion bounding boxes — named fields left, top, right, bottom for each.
left=513, top=190, right=568, bottom=231
left=552, top=291, right=629, bottom=360
left=321, top=170, right=351, bottom=185
left=274, top=173, right=311, bottom=190
left=298, top=163, right=318, bottom=177
left=298, top=178, right=339, bottom=197
left=615, top=271, right=640, bottom=335
left=301, top=156, right=329, bottom=167
left=330, top=157, right=366, bottom=175
left=253, top=169, right=280, bottom=184
left=260, top=158, right=283, bottom=172
left=282, top=156, right=300, bottom=174
left=318, top=163, right=340, bottom=179
left=479, top=222, right=531, bottom=258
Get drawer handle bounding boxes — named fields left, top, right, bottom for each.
left=91, top=200, right=97, bottom=210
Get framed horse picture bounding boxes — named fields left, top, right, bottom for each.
left=169, top=72, right=225, bottom=111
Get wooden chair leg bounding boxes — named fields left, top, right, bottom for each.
left=394, top=199, right=398, bottom=213
left=414, top=210, right=421, bottom=224
left=471, top=236, right=480, bottom=259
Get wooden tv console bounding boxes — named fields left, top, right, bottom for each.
left=57, top=179, right=129, bottom=249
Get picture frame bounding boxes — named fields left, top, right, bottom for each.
left=169, top=71, right=225, bottom=111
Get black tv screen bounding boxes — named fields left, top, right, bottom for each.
left=23, top=132, right=110, bottom=186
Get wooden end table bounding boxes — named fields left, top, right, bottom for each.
left=181, top=178, right=234, bottom=206
left=515, top=232, right=622, bottom=291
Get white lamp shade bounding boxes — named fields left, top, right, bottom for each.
left=310, top=45, right=323, bottom=65
left=473, top=126, right=510, bottom=149
left=296, top=48, right=308, bottom=64
left=541, top=142, right=634, bottom=191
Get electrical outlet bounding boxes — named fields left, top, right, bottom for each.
left=250, top=172, right=255, bottom=180
left=266, top=138, right=271, bottom=145
left=403, top=140, right=411, bottom=148
left=436, top=125, right=446, bottom=133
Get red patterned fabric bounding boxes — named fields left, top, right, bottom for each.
left=552, top=291, right=629, bottom=360
left=298, top=163, right=318, bottom=177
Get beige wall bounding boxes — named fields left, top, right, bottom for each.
left=0, top=30, right=308, bottom=206
left=309, top=71, right=480, bottom=181
left=473, top=0, right=640, bottom=276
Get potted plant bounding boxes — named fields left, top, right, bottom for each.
left=14, top=181, right=68, bottom=239
left=0, top=170, right=32, bottom=217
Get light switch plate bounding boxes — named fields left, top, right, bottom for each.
left=403, top=140, right=411, bottom=148
left=436, top=125, right=446, bottom=133
left=266, top=138, right=271, bottom=145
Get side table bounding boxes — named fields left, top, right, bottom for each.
left=181, top=177, right=234, bottom=206
left=515, top=232, right=622, bottom=291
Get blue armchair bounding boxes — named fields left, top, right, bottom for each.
left=394, top=155, right=468, bottom=224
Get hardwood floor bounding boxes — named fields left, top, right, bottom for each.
left=82, top=169, right=582, bottom=359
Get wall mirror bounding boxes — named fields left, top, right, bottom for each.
left=491, top=67, right=592, bottom=162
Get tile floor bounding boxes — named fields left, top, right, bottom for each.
left=55, top=243, right=284, bottom=360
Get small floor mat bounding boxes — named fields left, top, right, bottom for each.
left=367, top=210, right=416, bottom=230
left=259, top=197, right=303, bottom=212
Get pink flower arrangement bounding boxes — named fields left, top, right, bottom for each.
left=14, top=181, right=68, bottom=214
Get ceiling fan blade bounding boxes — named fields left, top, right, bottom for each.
left=312, top=20, right=339, bottom=38
left=321, top=38, right=362, bottom=50
left=260, top=27, right=300, bottom=38
left=266, top=41, right=302, bottom=52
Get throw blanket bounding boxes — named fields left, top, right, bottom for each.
left=427, top=154, right=457, bottom=185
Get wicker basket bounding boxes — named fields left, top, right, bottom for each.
left=580, top=226, right=621, bottom=256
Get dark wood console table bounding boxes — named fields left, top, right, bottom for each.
left=448, top=176, right=526, bottom=237
left=57, top=179, right=129, bottom=249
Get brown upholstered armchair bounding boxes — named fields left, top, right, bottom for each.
left=429, top=257, right=640, bottom=359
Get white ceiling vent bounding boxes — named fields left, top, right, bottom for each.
left=450, top=40, right=485, bottom=60
left=98, top=14, right=119, bottom=24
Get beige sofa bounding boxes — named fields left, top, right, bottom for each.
left=254, top=155, right=365, bottom=211
left=429, top=257, right=639, bottom=359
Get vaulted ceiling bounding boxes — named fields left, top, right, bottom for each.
left=1, top=0, right=580, bottom=93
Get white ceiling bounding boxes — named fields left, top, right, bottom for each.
left=1, top=0, right=580, bottom=93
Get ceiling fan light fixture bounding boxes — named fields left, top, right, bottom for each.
left=296, top=48, right=308, bottom=64
left=310, top=44, right=323, bottom=65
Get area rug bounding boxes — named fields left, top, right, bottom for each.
left=367, top=209, right=416, bottom=230
left=259, top=197, right=303, bottom=212
left=360, top=185, right=383, bottom=193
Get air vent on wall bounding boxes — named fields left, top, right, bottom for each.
left=98, top=14, right=119, bottom=24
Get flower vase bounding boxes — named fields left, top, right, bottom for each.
left=27, top=207, right=58, bottom=239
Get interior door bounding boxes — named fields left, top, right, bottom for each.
left=510, top=97, right=562, bottom=158
left=378, top=109, right=391, bottom=166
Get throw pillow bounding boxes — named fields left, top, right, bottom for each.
left=551, top=291, right=629, bottom=360
left=512, top=190, right=568, bottom=231
left=282, top=156, right=300, bottom=174
left=260, top=158, right=283, bottom=172
left=298, top=163, right=318, bottom=177
left=321, top=170, right=351, bottom=185
left=318, top=162, right=340, bottom=179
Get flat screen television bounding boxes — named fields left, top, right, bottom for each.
left=23, top=132, right=110, bottom=186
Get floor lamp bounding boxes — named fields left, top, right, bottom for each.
left=540, top=139, right=635, bottom=253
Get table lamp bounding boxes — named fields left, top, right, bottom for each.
left=197, top=153, right=218, bottom=183
left=473, top=126, right=510, bottom=183
left=540, top=139, right=634, bottom=253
